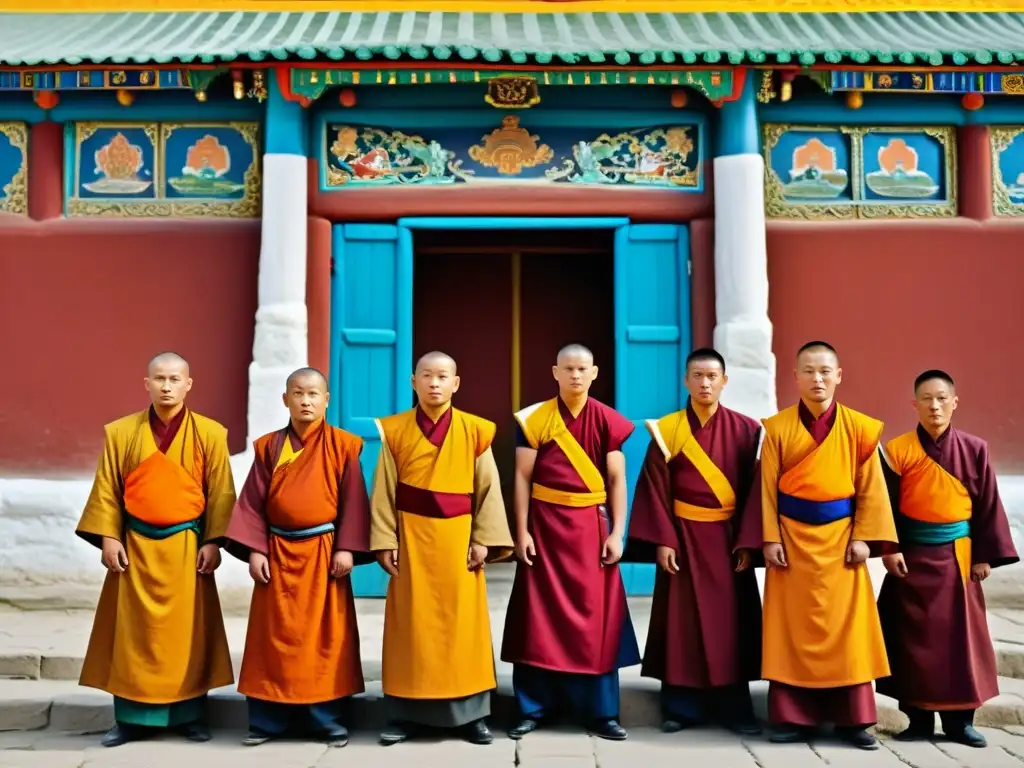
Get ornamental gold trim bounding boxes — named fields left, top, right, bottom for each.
left=763, top=122, right=957, bottom=220
left=991, top=126, right=1024, bottom=217
left=0, top=121, right=28, bottom=215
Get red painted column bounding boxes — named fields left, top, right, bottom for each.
left=306, top=215, right=332, bottom=377
left=28, top=121, right=63, bottom=221
left=958, top=125, right=992, bottom=221
left=689, top=217, right=716, bottom=349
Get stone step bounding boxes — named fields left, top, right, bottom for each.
left=3, top=675, right=1024, bottom=737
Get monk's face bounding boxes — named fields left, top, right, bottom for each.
left=144, top=361, right=192, bottom=408
left=914, top=378, right=957, bottom=432
left=413, top=362, right=459, bottom=407
left=552, top=352, right=597, bottom=398
left=686, top=359, right=727, bottom=406
left=794, top=349, right=842, bottom=403
left=283, top=374, right=329, bottom=423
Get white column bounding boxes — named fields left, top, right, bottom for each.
left=713, top=71, right=778, bottom=421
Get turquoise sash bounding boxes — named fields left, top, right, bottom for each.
left=898, top=514, right=970, bottom=545
left=125, top=513, right=202, bottom=540
left=269, top=522, right=336, bottom=540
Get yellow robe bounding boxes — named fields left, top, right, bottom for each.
left=760, top=403, right=897, bottom=688
left=76, top=409, right=236, bottom=704
left=371, top=406, right=513, bottom=700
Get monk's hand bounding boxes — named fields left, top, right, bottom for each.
left=101, top=537, right=128, bottom=573
left=467, top=544, right=488, bottom=572
left=656, top=545, right=679, bottom=574
left=601, top=535, right=624, bottom=565
left=377, top=549, right=399, bottom=577
left=196, top=543, right=222, bottom=574
left=330, top=550, right=354, bottom=579
left=972, top=563, right=992, bottom=582
left=882, top=553, right=908, bottom=578
left=248, top=552, right=271, bottom=584
left=734, top=549, right=752, bottom=573
left=515, top=532, right=536, bottom=566
left=763, top=543, right=787, bottom=568
left=846, top=539, right=870, bottom=565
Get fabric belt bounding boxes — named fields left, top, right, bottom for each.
left=125, top=513, right=202, bottom=540
left=673, top=500, right=734, bottom=522
left=778, top=493, right=852, bottom=525
left=531, top=483, right=607, bottom=507
left=898, top=515, right=970, bottom=545
left=269, top=522, right=336, bottom=540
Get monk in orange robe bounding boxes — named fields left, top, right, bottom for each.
left=877, top=370, right=1018, bottom=748
left=76, top=352, right=235, bottom=748
left=758, top=341, right=897, bottom=750
left=371, top=351, right=513, bottom=746
left=225, top=367, right=372, bottom=748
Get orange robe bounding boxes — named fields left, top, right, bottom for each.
left=371, top=405, right=512, bottom=720
left=225, top=419, right=371, bottom=707
left=760, top=401, right=897, bottom=727
left=76, top=407, right=235, bottom=712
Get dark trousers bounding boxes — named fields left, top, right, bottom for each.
left=902, top=704, right=975, bottom=734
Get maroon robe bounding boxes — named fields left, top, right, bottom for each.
left=626, top=404, right=762, bottom=689
left=501, top=398, right=641, bottom=675
left=741, top=400, right=878, bottom=728
left=877, top=425, right=1018, bottom=710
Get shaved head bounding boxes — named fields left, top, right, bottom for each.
left=796, top=340, right=839, bottom=365
left=286, top=366, right=328, bottom=391
left=415, top=350, right=457, bottom=374
left=556, top=343, right=594, bottom=364
left=148, top=351, right=189, bottom=376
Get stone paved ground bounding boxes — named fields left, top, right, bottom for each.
left=6, top=727, right=1024, bottom=768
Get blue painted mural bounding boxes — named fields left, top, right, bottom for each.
left=66, top=121, right=261, bottom=217
left=0, top=121, right=27, bottom=214
left=763, top=123, right=956, bottom=219
left=991, top=126, right=1024, bottom=216
left=323, top=118, right=703, bottom=191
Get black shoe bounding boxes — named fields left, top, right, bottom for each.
left=838, top=727, right=878, bottom=750
left=101, top=724, right=140, bottom=748
left=894, top=724, right=934, bottom=742
left=325, top=726, right=349, bottom=748
left=380, top=722, right=409, bottom=746
left=769, top=726, right=804, bottom=744
left=591, top=719, right=627, bottom=741
left=947, top=725, right=987, bottom=748
left=180, top=722, right=212, bottom=743
left=728, top=718, right=763, bottom=736
left=242, top=728, right=271, bottom=747
left=661, top=719, right=684, bottom=733
left=508, top=718, right=538, bottom=740
left=463, top=719, right=493, bottom=745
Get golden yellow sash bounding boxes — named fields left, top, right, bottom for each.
left=275, top=437, right=304, bottom=472
left=515, top=399, right=607, bottom=507
left=647, top=410, right=736, bottom=522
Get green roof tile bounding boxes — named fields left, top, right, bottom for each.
left=2, top=11, right=1024, bottom=67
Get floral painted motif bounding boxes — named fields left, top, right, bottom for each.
left=325, top=125, right=461, bottom=186
left=167, top=134, right=243, bottom=196
left=546, top=126, right=700, bottom=187
left=86, top=132, right=152, bottom=195
left=865, top=137, right=939, bottom=198
left=468, top=116, right=553, bottom=175
left=783, top=136, right=849, bottom=199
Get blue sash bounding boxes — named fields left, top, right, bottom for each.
left=269, top=522, right=336, bottom=540
left=898, top=514, right=970, bottom=545
left=778, top=492, right=853, bottom=525
left=125, top=513, right=202, bottom=540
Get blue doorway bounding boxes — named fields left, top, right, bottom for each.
left=328, top=218, right=691, bottom=597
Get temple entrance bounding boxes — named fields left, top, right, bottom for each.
left=413, top=229, right=616, bottom=514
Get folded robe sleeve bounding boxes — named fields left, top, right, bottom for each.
left=201, top=424, right=237, bottom=544
left=76, top=426, right=125, bottom=548
left=369, top=437, right=399, bottom=552
left=471, top=446, right=514, bottom=563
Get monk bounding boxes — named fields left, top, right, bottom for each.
left=626, top=348, right=762, bottom=735
left=502, top=344, right=641, bottom=741
left=76, top=352, right=235, bottom=748
left=224, top=367, right=371, bottom=748
left=371, top=351, right=513, bottom=746
left=877, top=370, right=1018, bottom=748
left=759, top=341, right=897, bottom=750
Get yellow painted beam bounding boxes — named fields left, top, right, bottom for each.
left=2, top=0, right=1024, bottom=12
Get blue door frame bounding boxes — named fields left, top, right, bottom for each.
left=330, top=217, right=691, bottom=597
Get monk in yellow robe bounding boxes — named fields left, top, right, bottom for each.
left=225, top=368, right=372, bottom=748
left=76, top=352, right=235, bottom=748
left=371, top=351, right=514, bottom=746
left=759, top=341, right=897, bottom=750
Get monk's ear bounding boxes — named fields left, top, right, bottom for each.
left=324, top=391, right=331, bottom=408
left=721, top=373, right=729, bottom=387
left=184, top=377, right=193, bottom=393
left=591, top=365, right=599, bottom=380
left=951, top=395, right=959, bottom=412
left=143, top=377, right=150, bottom=392
left=281, top=392, right=289, bottom=408
left=551, top=365, right=559, bottom=381
left=451, top=375, right=461, bottom=394
left=834, top=367, right=843, bottom=385
left=410, top=374, right=417, bottom=391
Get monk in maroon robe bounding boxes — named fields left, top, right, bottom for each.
left=224, top=367, right=372, bottom=748
left=626, top=348, right=762, bottom=735
left=501, top=344, right=640, bottom=741
left=877, top=369, right=1018, bottom=748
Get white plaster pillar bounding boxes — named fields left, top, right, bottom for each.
left=713, top=70, right=778, bottom=421
left=246, top=77, right=310, bottom=447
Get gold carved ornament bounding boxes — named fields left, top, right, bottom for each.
left=468, top=115, right=553, bottom=175
left=0, top=121, right=28, bottom=215
left=485, top=76, right=541, bottom=109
